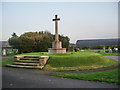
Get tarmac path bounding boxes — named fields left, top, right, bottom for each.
left=2, top=67, right=119, bottom=88
left=104, top=56, right=119, bottom=61
left=1, top=56, right=14, bottom=60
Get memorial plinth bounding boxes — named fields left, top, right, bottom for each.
left=48, top=41, right=66, bottom=54
left=48, top=15, right=68, bottom=54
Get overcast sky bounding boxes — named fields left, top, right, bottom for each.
left=1, top=1, right=118, bottom=43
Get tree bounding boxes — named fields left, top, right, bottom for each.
left=8, top=33, right=19, bottom=49
left=8, top=31, right=70, bottom=53
left=12, top=32, right=18, bottom=37
left=34, top=32, right=53, bottom=52
left=59, top=35, right=70, bottom=49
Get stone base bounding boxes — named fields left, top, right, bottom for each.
left=48, top=48, right=67, bottom=54
left=52, top=41, right=62, bottom=48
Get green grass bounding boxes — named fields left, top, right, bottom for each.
left=16, top=52, right=118, bottom=71
left=2, top=54, right=15, bottom=56
left=53, top=68, right=119, bottom=84
left=83, top=49, right=119, bottom=56
left=0, top=58, right=14, bottom=67
left=98, top=52, right=120, bottom=56
left=16, top=52, right=100, bottom=57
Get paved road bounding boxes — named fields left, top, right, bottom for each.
left=2, top=56, right=14, bottom=60
left=104, top=56, right=119, bottom=61
left=2, top=67, right=119, bottom=88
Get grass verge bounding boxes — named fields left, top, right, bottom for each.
left=53, top=68, right=119, bottom=84
left=0, top=58, right=14, bottom=67
left=98, top=52, right=119, bottom=56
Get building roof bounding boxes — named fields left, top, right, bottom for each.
left=76, top=38, right=119, bottom=46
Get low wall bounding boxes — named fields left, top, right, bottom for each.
left=39, top=56, right=49, bottom=66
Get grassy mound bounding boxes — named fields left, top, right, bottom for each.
left=16, top=52, right=118, bottom=71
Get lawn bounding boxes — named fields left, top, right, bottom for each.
left=98, top=52, right=120, bottom=56
left=0, top=58, right=14, bottom=67
left=53, top=68, right=119, bottom=84
left=15, top=52, right=118, bottom=71
left=84, top=49, right=119, bottom=56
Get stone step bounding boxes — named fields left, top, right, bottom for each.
left=6, top=64, right=43, bottom=69
left=13, top=62, right=39, bottom=66
left=24, top=56, right=40, bottom=58
left=20, top=58, right=39, bottom=61
left=7, top=56, right=49, bottom=69
left=15, top=60, right=39, bottom=63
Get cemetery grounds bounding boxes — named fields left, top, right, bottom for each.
left=1, top=51, right=119, bottom=84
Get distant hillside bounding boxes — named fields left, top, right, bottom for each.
left=76, top=38, right=119, bottom=47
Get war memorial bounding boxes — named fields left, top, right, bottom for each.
left=48, top=15, right=67, bottom=54
left=2, top=15, right=119, bottom=88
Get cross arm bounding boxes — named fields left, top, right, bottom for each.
left=53, top=18, right=60, bottom=21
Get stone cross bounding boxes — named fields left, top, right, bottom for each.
left=53, top=15, right=60, bottom=41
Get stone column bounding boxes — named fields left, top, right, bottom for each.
left=53, top=15, right=60, bottom=42
left=55, top=15, right=59, bottom=41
